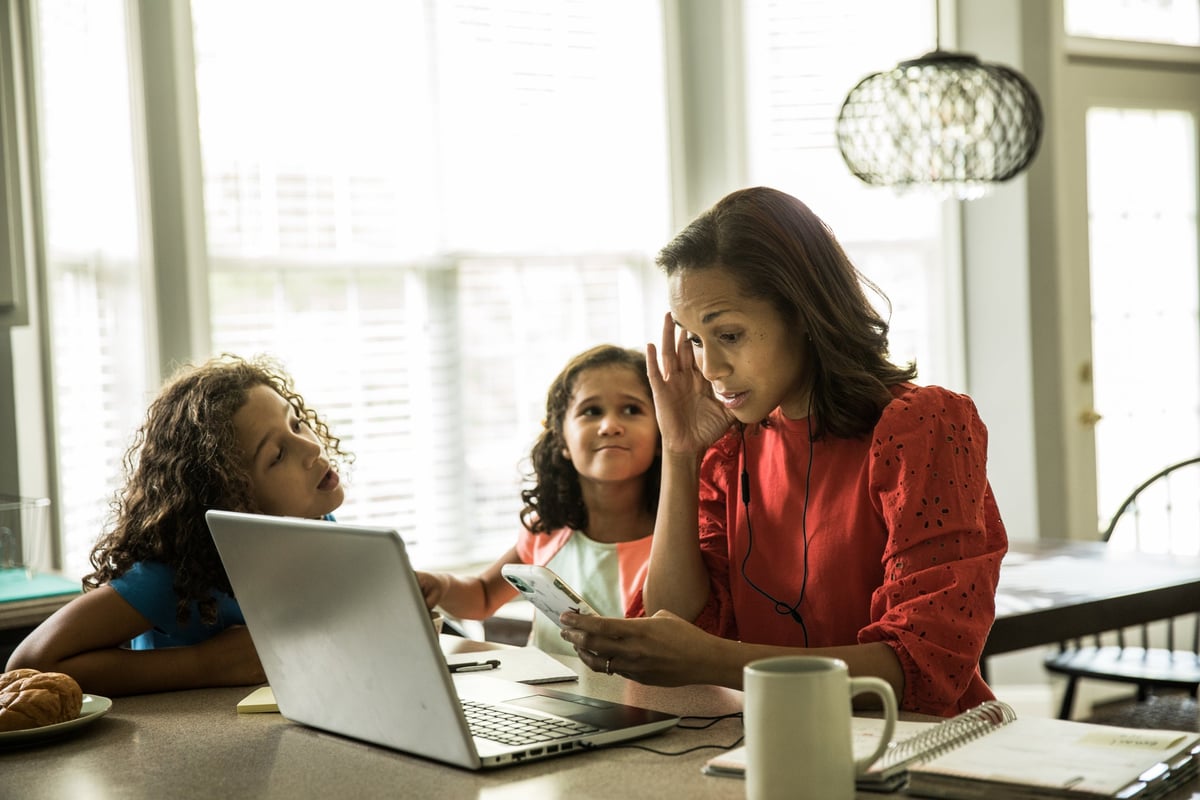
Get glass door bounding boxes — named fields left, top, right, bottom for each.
left=1059, top=42, right=1200, bottom=552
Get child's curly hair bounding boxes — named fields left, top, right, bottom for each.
left=520, top=345, right=661, bottom=534
left=83, top=354, right=352, bottom=626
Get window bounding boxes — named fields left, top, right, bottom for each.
left=32, top=0, right=954, bottom=575
left=1065, top=0, right=1200, bottom=46
left=34, top=0, right=151, bottom=576
left=1086, top=108, right=1200, bottom=550
left=191, top=0, right=671, bottom=567
left=742, top=0, right=959, bottom=387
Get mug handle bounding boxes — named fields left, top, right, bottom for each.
left=848, top=676, right=897, bottom=773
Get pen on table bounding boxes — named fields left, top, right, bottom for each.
left=449, top=659, right=501, bottom=674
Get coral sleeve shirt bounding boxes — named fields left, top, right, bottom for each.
left=630, top=383, right=1008, bottom=717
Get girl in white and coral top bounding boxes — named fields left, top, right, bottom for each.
left=416, top=344, right=661, bottom=655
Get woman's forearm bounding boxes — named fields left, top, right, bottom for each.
left=717, top=640, right=905, bottom=702
left=642, top=452, right=710, bottom=618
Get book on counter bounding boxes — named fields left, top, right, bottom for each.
left=704, top=699, right=1200, bottom=798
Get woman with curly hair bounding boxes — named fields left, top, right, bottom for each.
left=416, top=345, right=661, bottom=655
left=7, top=354, right=350, bottom=696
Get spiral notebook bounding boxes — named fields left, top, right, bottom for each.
left=905, top=712, right=1200, bottom=799
left=704, top=700, right=1200, bottom=797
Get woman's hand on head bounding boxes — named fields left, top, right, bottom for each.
left=647, top=312, right=735, bottom=456
left=558, top=609, right=735, bottom=688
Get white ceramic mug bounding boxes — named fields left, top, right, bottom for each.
left=743, top=656, right=897, bottom=800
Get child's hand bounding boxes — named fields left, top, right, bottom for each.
left=199, top=625, right=267, bottom=687
left=415, top=571, right=448, bottom=609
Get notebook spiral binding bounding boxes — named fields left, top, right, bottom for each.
left=874, top=700, right=1018, bottom=772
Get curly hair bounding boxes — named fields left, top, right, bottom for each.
left=83, top=354, right=352, bottom=626
left=656, top=186, right=918, bottom=439
left=519, top=345, right=661, bottom=534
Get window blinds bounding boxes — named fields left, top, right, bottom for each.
left=194, top=0, right=670, bottom=567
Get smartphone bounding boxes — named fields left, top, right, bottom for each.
left=500, top=564, right=599, bottom=629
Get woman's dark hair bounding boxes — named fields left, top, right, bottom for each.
left=84, top=354, right=352, bottom=626
left=656, top=186, right=917, bottom=439
left=520, top=345, right=661, bottom=534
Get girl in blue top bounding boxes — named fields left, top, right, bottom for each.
left=7, top=354, right=351, bottom=696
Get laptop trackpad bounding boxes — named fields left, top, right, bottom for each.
left=505, top=695, right=599, bottom=721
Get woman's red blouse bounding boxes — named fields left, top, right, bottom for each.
left=629, top=383, right=1008, bottom=717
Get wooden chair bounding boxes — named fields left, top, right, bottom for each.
left=1043, top=456, right=1200, bottom=721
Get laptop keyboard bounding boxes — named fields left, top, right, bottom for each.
left=461, top=699, right=601, bottom=746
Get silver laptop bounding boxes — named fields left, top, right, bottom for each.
left=205, top=510, right=679, bottom=769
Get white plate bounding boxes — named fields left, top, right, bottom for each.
left=0, top=694, right=113, bottom=748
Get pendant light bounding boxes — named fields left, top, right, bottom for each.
left=835, top=5, right=1043, bottom=200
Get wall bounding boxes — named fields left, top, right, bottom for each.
left=956, top=0, right=1064, bottom=708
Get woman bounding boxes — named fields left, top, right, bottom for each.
left=560, top=187, right=1007, bottom=717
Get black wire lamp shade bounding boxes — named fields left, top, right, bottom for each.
left=836, top=50, right=1044, bottom=200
